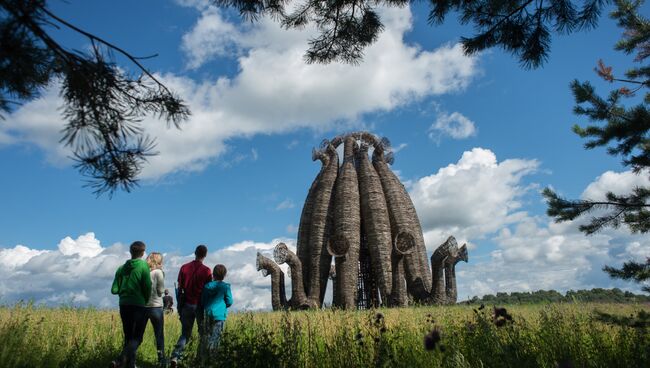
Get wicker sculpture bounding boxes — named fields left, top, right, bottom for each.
left=257, top=132, right=469, bottom=310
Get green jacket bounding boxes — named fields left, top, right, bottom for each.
left=111, top=259, right=152, bottom=306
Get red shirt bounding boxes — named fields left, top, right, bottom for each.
left=178, top=260, right=212, bottom=305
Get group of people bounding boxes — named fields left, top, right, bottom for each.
left=110, top=241, right=234, bottom=368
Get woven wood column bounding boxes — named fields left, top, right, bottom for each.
left=307, top=143, right=339, bottom=307
left=256, top=252, right=288, bottom=311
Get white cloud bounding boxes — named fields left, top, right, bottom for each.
left=392, top=143, right=408, bottom=153
left=181, top=7, right=242, bottom=69
left=0, top=5, right=479, bottom=181
left=409, top=149, right=649, bottom=300
left=57, top=233, right=104, bottom=258
left=454, top=170, right=650, bottom=300
left=410, top=147, right=539, bottom=249
left=581, top=170, right=650, bottom=200
left=429, top=111, right=477, bottom=141
left=0, top=233, right=297, bottom=311
left=276, top=199, right=295, bottom=210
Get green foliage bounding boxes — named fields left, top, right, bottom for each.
left=468, top=287, right=650, bottom=305
left=543, top=2, right=649, bottom=326
left=0, top=0, right=190, bottom=196
left=544, top=0, right=650, bottom=235
left=1, top=303, right=649, bottom=367
left=213, top=0, right=608, bottom=68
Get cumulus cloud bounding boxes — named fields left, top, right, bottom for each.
left=0, top=5, right=479, bottom=180
left=0, top=232, right=296, bottom=311
left=454, top=170, right=650, bottom=300
left=410, top=147, right=539, bottom=249
left=408, top=149, right=649, bottom=300
left=428, top=111, right=477, bottom=141
left=181, top=7, right=242, bottom=69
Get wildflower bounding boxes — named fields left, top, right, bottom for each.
left=423, top=328, right=441, bottom=351
left=374, top=312, right=384, bottom=325
left=494, top=307, right=508, bottom=318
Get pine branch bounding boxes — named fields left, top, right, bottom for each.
left=603, top=258, right=650, bottom=282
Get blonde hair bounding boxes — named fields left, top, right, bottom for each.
left=146, top=252, right=163, bottom=270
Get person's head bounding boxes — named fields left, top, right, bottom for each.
left=213, top=264, right=227, bottom=281
left=164, top=289, right=169, bottom=295
left=146, top=252, right=163, bottom=270
left=130, top=241, right=146, bottom=259
left=194, top=244, right=208, bottom=260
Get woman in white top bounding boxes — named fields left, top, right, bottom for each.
left=146, top=252, right=166, bottom=366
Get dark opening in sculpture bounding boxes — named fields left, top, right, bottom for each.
left=256, top=132, right=469, bottom=310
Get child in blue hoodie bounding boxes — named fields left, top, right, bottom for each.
left=200, top=264, right=233, bottom=360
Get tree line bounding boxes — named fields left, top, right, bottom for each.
left=466, top=288, right=650, bottom=305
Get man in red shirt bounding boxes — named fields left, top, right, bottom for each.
left=170, top=245, right=212, bottom=367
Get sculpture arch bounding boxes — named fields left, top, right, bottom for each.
left=257, top=132, right=469, bottom=309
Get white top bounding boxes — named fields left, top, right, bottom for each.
left=146, top=269, right=165, bottom=307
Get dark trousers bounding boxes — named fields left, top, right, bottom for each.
left=199, top=318, right=225, bottom=362
left=118, top=305, right=147, bottom=368
left=171, top=304, right=204, bottom=360
left=145, top=307, right=165, bottom=361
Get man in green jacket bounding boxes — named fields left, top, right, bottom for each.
left=110, top=241, right=152, bottom=368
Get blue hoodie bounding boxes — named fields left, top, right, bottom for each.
left=201, top=280, right=233, bottom=321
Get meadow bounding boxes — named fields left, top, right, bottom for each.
left=0, top=303, right=648, bottom=368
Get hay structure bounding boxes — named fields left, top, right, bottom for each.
left=257, top=132, right=469, bottom=310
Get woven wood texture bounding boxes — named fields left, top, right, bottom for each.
left=274, top=243, right=311, bottom=309
left=296, top=150, right=329, bottom=297
left=444, top=243, right=468, bottom=304
left=431, top=236, right=458, bottom=304
left=356, top=141, right=393, bottom=304
left=307, top=143, right=339, bottom=306
left=258, top=132, right=468, bottom=310
left=372, top=145, right=432, bottom=302
left=330, top=136, right=361, bottom=309
left=256, top=252, right=288, bottom=311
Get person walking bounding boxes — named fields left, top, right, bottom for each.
left=110, top=241, right=152, bottom=368
left=163, top=289, right=174, bottom=314
left=145, top=252, right=166, bottom=366
left=199, top=264, right=233, bottom=364
left=170, top=245, right=212, bottom=367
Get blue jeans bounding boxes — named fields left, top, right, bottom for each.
left=171, top=304, right=204, bottom=360
left=117, top=305, right=147, bottom=368
left=145, top=307, right=165, bottom=361
left=199, top=318, right=225, bottom=362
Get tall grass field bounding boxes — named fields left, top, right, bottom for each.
left=0, top=303, right=648, bottom=367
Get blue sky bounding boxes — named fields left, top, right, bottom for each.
left=0, top=0, right=648, bottom=309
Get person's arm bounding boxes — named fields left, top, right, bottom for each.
left=205, top=267, right=212, bottom=286
left=110, top=266, right=121, bottom=295
left=155, top=270, right=165, bottom=297
left=178, top=265, right=185, bottom=288
left=141, top=263, right=152, bottom=303
left=225, top=283, right=233, bottom=308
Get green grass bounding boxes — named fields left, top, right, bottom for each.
left=0, top=303, right=648, bottom=367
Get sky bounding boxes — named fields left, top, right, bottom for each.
left=0, top=0, right=648, bottom=310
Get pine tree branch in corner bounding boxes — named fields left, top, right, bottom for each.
left=0, top=0, right=190, bottom=197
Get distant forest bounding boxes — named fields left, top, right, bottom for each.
left=465, top=288, right=650, bottom=305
